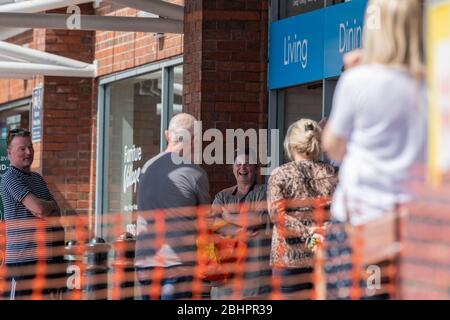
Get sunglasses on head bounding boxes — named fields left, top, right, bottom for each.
left=8, top=128, right=30, bottom=135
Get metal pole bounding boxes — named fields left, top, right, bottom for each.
left=109, top=0, right=184, bottom=21
left=0, top=0, right=95, bottom=41
left=0, top=61, right=97, bottom=78
left=0, top=0, right=93, bottom=13
left=0, top=12, right=184, bottom=33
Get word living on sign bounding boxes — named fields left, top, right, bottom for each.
left=284, top=34, right=308, bottom=69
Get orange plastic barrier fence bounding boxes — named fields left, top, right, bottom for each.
left=0, top=197, right=402, bottom=300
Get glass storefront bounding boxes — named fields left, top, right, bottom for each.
left=97, top=58, right=183, bottom=240
left=280, top=82, right=325, bottom=163
left=282, top=0, right=348, bottom=18
left=173, top=65, right=183, bottom=115
left=284, top=82, right=323, bottom=130
left=107, top=70, right=163, bottom=235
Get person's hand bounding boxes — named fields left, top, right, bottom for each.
left=318, top=117, right=328, bottom=130
left=343, top=49, right=363, bottom=71
left=307, top=233, right=324, bottom=252
left=311, top=225, right=327, bottom=236
left=210, top=218, right=229, bottom=232
left=221, top=210, right=233, bottom=222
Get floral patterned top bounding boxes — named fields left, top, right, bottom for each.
left=267, top=160, right=337, bottom=268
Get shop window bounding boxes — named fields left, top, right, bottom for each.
left=107, top=70, right=163, bottom=236
left=282, top=0, right=348, bottom=18
left=98, top=61, right=183, bottom=239
left=173, top=65, right=183, bottom=115
left=282, top=82, right=323, bottom=163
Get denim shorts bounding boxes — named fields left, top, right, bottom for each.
left=136, top=266, right=193, bottom=300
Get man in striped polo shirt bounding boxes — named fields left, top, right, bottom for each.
left=0, top=128, right=65, bottom=299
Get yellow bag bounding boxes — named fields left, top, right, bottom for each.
left=197, top=220, right=247, bottom=283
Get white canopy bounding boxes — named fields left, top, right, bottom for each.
left=0, top=0, right=184, bottom=78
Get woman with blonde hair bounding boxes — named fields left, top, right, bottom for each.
left=268, top=118, right=337, bottom=299
left=322, top=0, right=427, bottom=299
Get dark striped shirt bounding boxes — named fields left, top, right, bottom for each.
left=0, top=166, right=64, bottom=264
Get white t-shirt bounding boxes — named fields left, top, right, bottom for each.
left=329, top=64, right=427, bottom=225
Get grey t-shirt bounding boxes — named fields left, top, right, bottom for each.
left=135, top=152, right=210, bottom=268
left=212, top=184, right=268, bottom=235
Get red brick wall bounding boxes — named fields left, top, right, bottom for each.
left=94, top=0, right=184, bottom=77
left=184, top=0, right=269, bottom=196
left=41, top=5, right=97, bottom=233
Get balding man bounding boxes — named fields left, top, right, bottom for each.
left=135, top=113, right=210, bottom=300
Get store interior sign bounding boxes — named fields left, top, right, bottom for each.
left=269, top=0, right=368, bottom=89
left=286, top=0, right=325, bottom=17
left=427, top=0, right=450, bottom=186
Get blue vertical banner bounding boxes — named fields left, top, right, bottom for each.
left=323, top=0, right=368, bottom=78
left=269, top=9, right=325, bottom=90
left=31, top=86, right=43, bottom=143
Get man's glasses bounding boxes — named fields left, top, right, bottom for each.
left=6, top=128, right=31, bottom=147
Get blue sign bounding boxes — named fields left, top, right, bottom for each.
left=269, top=0, right=368, bottom=89
left=32, top=86, right=43, bottom=143
left=269, top=9, right=324, bottom=90
left=323, top=0, right=368, bottom=78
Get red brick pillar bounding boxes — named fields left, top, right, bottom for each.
left=41, top=4, right=97, bottom=230
left=184, top=0, right=269, bottom=196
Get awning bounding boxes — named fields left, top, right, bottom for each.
left=0, top=0, right=184, bottom=79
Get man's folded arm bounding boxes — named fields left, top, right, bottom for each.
left=22, top=193, right=60, bottom=219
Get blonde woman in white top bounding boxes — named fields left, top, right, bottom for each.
left=323, top=0, right=426, bottom=226
left=322, top=0, right=427, bottom=299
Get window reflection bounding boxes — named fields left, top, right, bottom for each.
left=107, top=71, right=162, bottom=239
left=282, top=0, right=348, bottom=18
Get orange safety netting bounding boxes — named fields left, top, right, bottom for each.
left=0, top=197, right=403, bottom=300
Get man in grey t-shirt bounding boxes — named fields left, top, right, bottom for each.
left=135, top=113, right=210, bottom=300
